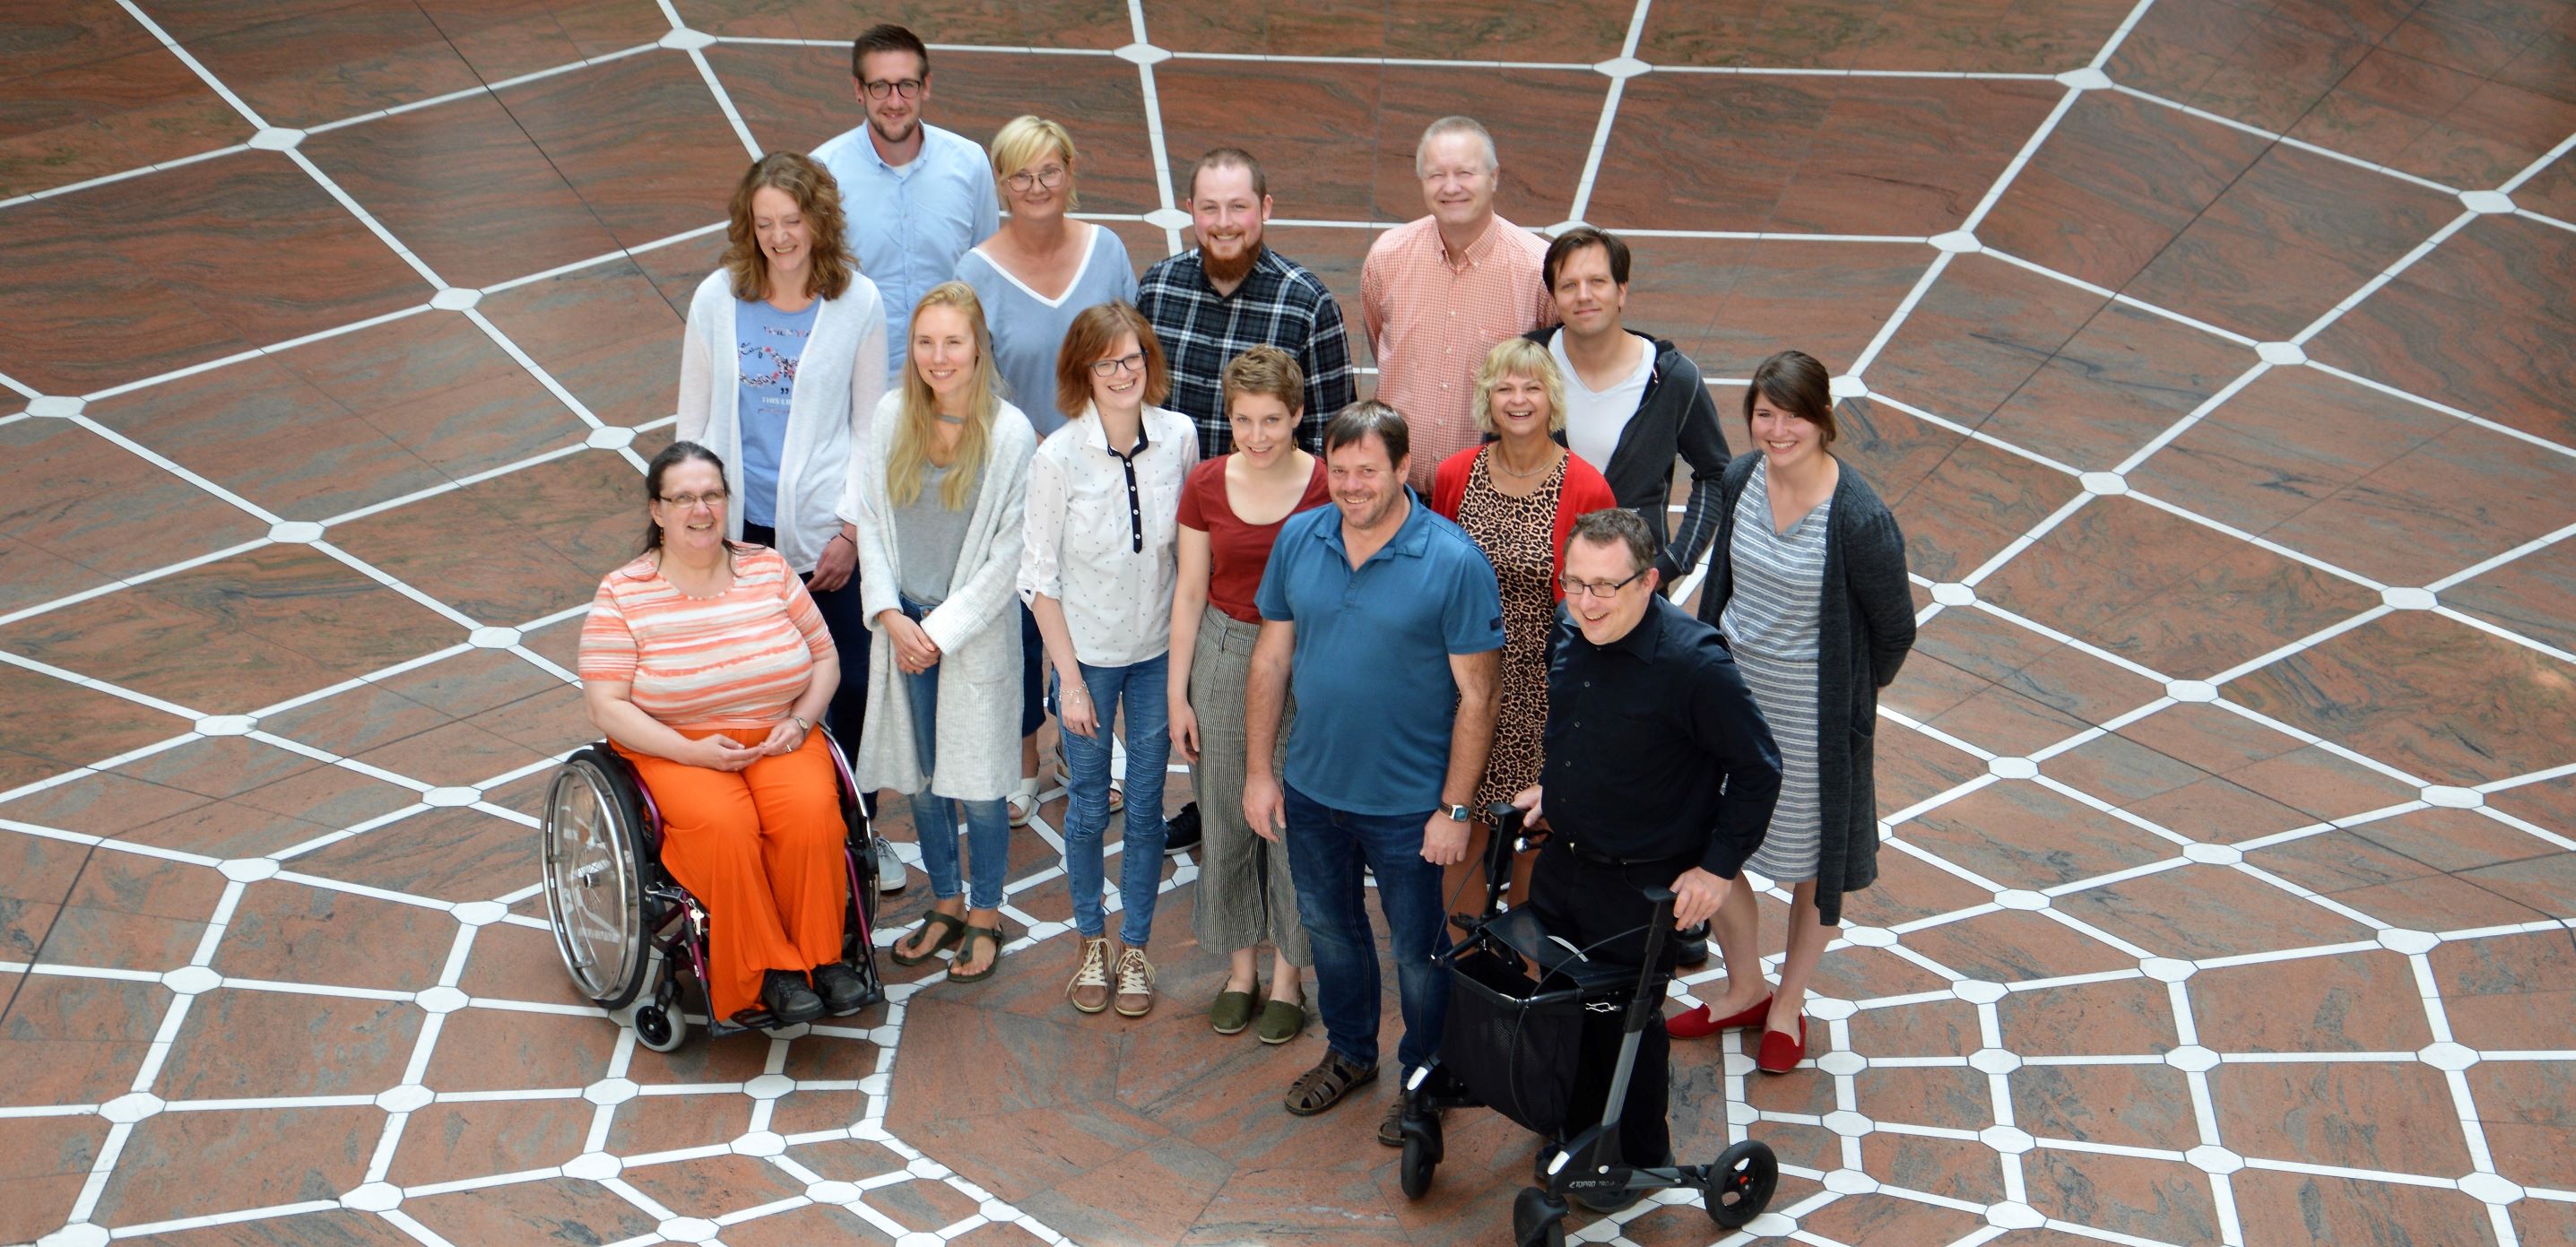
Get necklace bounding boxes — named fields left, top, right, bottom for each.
left=1489, top=444, right=1560, bottom=480
left=934, top=413, right=965, bottom=425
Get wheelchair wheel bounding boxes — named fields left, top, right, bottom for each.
left=635, top=1001, right=689, bottom=1052
left=1511, top=1186, right=1567, bottom=1247
left=1704, top=1139, right=1779, bottom=1229
left=542, top=749, right=651, bottom=1010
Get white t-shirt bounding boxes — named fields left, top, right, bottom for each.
left=1552, top=331, right=1656, bottom=471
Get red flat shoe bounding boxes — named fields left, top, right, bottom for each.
left=1756, top=1016, right=1807, bottom=1074
left=1667, top=994, right=1774, bottom=1040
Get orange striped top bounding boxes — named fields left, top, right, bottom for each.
left=577, top=546, right=835, bottom=731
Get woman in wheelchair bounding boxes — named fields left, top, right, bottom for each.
left=577, top=440, right=866, bottom=1027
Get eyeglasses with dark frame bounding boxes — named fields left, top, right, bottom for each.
left=658, top=489, right=730, bottom=509
left=862, top=78, right=924, bottom=100
left=1089, top=351, right=1147, bottom=377
left=1560, top=568, right=1647, bottom=600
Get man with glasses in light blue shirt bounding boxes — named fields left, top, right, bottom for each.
left=815, top=24, right=1000, bottom=375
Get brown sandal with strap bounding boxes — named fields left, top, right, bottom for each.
left=891, top=911, right=967, bottom=966
left=1283, top=1052, right=1378, bottom=1116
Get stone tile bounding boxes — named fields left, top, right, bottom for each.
left=1592, top=74, right=2061, bottom=236
left=2267, top=424, right=2576, bottom=591
left=0, top=663, right=187, bottom=788
left=403, top=1173, right=663, bottom=1245
left=0, top=153, right=431, bottom=397
left=2012, top=1062, right=2201, bottom=1150
left=0, top=36, right=248, bottom=201
left=417, top=1006, right=617, bottom=1093
left=290, top=804, right=533, bottom=905
left=90, top=1104, right=381, bottom=1225
left=2232, top=1169, right=2501, bottom=1247
left=621, top=1152, right=808, bottom=1221
left=36, top=850, right=227, bottom=973
left=473, top=256, right=690, bottom=431
left=1900, top=908, right=2145, bottom=984
left=1149, top=0, right=1635, bottom=60
left=2228, top=610, right=2576, bottom=786
left=2049, top=862, right=2376, bottom=960
left=1904, top=781, right=2179, bottom=891
left=1981, top=91, right=2270, bottom=292
left=1864, top=252, right=2104, bottom=426
left=212, top=879, right=455, bottom=992
left=1975, top=300, right=2255, bottom=472
left=2447, top=536, right=2576, bottom=658
left=1996, top=975, right=2180, bottom=1057
left=385, top=1096, right=590, bottom=1190
left=0, top=973, right=165, bottom=1107
left=2209, top=1060, right=2473, bottom=1173
left=0, top=417, right=272, bottom=583
left=2021, top=1148, right=2221, bottom=1244
left=2126, top=774, right=2318, bottom=844
left=2310, top=215, right=2576, bottom=448
left=1861, top=1131, right=2006, bottom=1204
left=2189, top=949, right=2435, bottom=1052
left=0, top=1115, right=106, bottom=1242
left=673, top=0, right=1127, bottom=48
left=1794, top=1189, right=1991, bottom=1243
left=156, top=987, right=421, bottom=1100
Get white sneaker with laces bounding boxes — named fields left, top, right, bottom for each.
left=872, top=834, right=907, bottom=894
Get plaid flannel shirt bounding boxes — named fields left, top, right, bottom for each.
left=1135, top=247, right=1357, bottom=458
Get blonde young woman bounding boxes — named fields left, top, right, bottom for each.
left=853, top=283, right=1038, bottom=984
left=958, top=115, right=1141, bottom=827
left=1168, top=345, right=1331, bottom=1042
left=675, top=151, right=904, bottom=891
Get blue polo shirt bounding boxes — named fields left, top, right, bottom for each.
left=1255, top=490, right=1505, bottom=815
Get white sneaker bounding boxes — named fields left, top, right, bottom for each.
left=872, top=834, right=907, bottom=894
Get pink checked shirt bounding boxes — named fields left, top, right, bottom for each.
left=1360, top=213, right=1557, bottom=492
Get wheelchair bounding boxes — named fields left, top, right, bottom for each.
left=538, top=731, right=885, bottom=1051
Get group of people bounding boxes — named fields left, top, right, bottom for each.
left=573, top=22, right=1915, bottom=1165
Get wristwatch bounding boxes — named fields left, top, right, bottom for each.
left=1444, top=803, right=1471, bottom=824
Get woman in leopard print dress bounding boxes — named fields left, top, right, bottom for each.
left=1432, top=340, right=1618, bottom=920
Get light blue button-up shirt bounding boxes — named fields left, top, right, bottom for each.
left=815, top=120, right=1000, bottom=375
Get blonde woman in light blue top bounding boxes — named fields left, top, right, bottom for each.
left=957, top=115, right=1138, bottom=438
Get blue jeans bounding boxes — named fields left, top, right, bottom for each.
left=1057, top=654, right=1170, bottom=944
left=1283, top=784, right=1450, bottom=1075
left=898, top=596, right=1011, bottom=910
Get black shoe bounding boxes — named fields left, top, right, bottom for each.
left=1676, top=921, right=1710, bottom=967
left=1163, top=801, right=1202, bottom=856
left=811, top=961, right=872, bottom=1016
left=761, top=969, right=824, bottom=1026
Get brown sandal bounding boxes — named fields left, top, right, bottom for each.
left=1283, top=1052, right=1378, bottom=1116
left=891, top=911, right=967, bottom=966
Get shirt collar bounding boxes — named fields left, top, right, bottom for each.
left=1581, top=594, right=1670, bottom=662
left=1430, top=214, right=1505, bottom=270
left=1315, top=488, right=1432, bottom=561
left=1079, top=403, right=1153, bottom=459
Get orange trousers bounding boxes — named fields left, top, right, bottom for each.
left=615, top=727, right=846, bottom=1022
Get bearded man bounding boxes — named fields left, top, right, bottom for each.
left=1136, top=148, right=1357, bottom=459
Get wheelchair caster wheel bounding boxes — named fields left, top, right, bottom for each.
left=1704, top=1139, right=1778, bottom=1229
left=1512, top=1186, right=1567, bottom=1247
left=635, top=1004, right=688, bottom=1052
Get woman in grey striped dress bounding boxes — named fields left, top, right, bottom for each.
left=1676, top=350, right=1915, bottom=1075
left=1168, top=347, right=1331, bottom=1043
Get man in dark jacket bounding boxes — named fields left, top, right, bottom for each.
left=1525, top=226, right=1730, bottom=587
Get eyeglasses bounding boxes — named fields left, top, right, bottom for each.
left=1005, top=166, right=1068, bottom=194
left=1089, top=352, right=1147, bottom=377
left=862, top=78, right=924, bottom=100
left=1560, top=569, right=1646, bottom=600
left=659, top=489, right=729, bottom=509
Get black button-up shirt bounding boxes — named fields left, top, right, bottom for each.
left=1540, top=595, right=1782, bottom=878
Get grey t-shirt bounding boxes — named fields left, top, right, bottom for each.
left=895, top=462, right=974, bottom=608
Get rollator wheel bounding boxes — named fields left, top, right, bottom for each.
left=1398, top=1135, right=1435, bottom=1199
left=542, top=750, right=652, bottom=1009
left=1511, top=1186, right=1567, bottom=1247
left=634, top=1003, right=688, bottom=1053
left=1704, top=1139, right=1779, bottom=1229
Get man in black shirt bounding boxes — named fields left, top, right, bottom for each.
left=1513, top=507, right=1780, bottom=1173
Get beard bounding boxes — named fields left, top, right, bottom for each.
left=1201, top=235, right=1264, bottom=286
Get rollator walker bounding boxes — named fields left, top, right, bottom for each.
left=537, top=730, right=884, bottom=1051
left=1396, top=806, right=1779, bottom=1246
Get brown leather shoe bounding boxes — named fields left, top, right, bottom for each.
left=1113, top=945, right=1156, bottom=1018
left=1066, top=937, right=1111, bottom=1014
left=1283, top=1052, right=1377, bottom=1116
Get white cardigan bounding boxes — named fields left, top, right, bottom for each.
left=674, top=270, right=889, bottom=573
left=851, top=392, right=1037, bottom=801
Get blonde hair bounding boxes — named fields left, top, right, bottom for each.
left=989, top=115, right=1079, bottom=212
left=723, top=152, right=854, bottom=303
left=889, top=282, right=1000, bottom=511
left=1471, top=338, right=1567, bottom=435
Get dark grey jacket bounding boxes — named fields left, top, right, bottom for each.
left=1523, top=326, right=1730, bottom=583
left=1696, top=454, right=1915, bottom=926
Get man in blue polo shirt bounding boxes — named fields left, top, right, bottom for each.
left=1243, top=400, right=1504, bottom=1142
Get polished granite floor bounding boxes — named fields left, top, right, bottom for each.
left=4, top=2, right=2576, bottom=1245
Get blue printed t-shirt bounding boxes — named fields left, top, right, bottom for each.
left=1254, top=489, right=1505, bottom=816
left=735, top=297, right=820, bottom=527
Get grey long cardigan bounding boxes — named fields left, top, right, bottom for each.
left=1696, top=453, right=1915, bottom=926
left=849, top=393, right=1038, bottom=802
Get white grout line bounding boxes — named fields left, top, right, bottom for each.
left=2106, top=84, right=2468, bottom=199
left=1563, top=0, right=1652, bottom=226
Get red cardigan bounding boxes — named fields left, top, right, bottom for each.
left=1431, top=446, right=1622, bottom=602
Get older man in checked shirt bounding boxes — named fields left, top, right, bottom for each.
left=1360, top=115, right=1557, bottom=494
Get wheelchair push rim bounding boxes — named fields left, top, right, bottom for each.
left=542, top=753, right=650, bottom=1008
